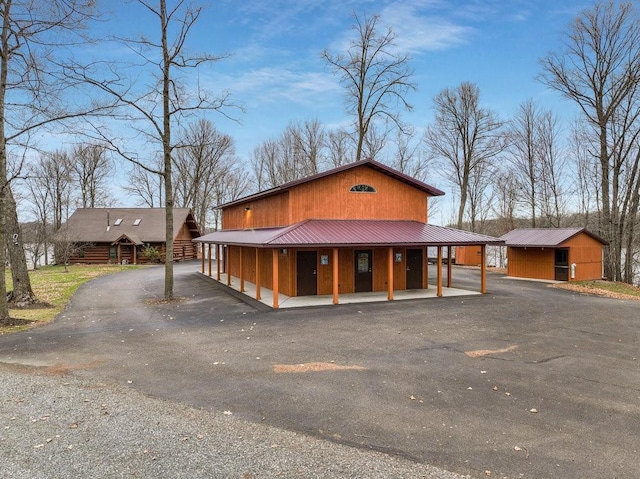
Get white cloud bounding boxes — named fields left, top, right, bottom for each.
left=380, top=0, right=475, bottom=52
left=210, top=67, right=341, bottom=108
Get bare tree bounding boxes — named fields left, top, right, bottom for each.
left=361, top=121, right=390, bottom=161
left=425, top=82, right=506, bottom=230
left=570, top=122, right=600, bottom=225
left=70, top=143, right=112, bottom=208
left=5, top=185, right=38, bottom=305
left=0, top=0, right=102, bottom=319
left=24, top=169, right=52, bottom=265
left=322, top=13, right=415, bottom=162
left=210, top=165, right=250, bottom=231
left=536, top=110, right=568, bottom=227
left=508, top=101, right=568, bottom=227
left=539, top=0, right=640, bottom=281
left=35, top=151, right=72, bottom=230
left=251, top=139, right=281, bottom=191
left=491, top=169, right=519, bottom=235
left=288, top=118, right=325, bottom=176
left=507, top=100, right=540, bottom=226
left=69, top=0, right=237, bottom=299
left=122, top=158, right=164, bottom=208
left=466, top=160, right=495, bottom=233
left=390, top=127, right=430, bottom=182
left=26, top=151, right=73, bottom=270
left=325, top=128, right=354, bottom=168
left=173, top=119, right=238, bottom=230
left=251, top=119, right=325, bottom=189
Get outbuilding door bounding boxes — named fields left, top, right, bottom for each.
left=406, top=248, right=423, bottom=289
left=554, top=249, right=569, bottom=281
left=354, top=250, right=373, bottom=292
left=296, top=251, right=318, bottom=296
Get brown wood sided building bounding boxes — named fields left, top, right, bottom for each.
left=195, top=159, right=504, bottom=308
left=501, top=228, right=607, bottom=282
left=60, top=208, right=201, bottom=264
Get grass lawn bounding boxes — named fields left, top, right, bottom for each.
left=554, top=280, right=640, bottom=300
left=2, top=264, right=142, bottom=334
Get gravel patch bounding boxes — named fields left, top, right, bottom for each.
left=0, top=367, right=470, bottom=479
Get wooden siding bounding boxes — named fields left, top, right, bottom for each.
left=224, top=245, right=436, bottom=296
left=455, top=245, right=482, bottom=266
left=507, top=247, right=555, bottom=280
left=338, top=248, right=354, bottom=293
left=227, top=246, right=294, bottom=296
left=68, top=244, right=111, bottom=264
left=222, top=165, right=431, bottom=230
left=507, top=232, right=604, bottom=281
left=317, top=248, right=333, bottom=295
left=566, top=234, right=604, bottom=281
left=288, top=166, right=428, bottom=223
left=223, top=192, right=290, bottom=229
left=67, top=240, right=198, bottom=265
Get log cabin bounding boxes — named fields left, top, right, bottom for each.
left=60, top=208, right=201, bottom=264
left=195, top=159, right=504, bottom=308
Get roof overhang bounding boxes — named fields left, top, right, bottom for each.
left=113, top=233, right=143, bottom=245
left=500, top=227, right=609, bottom=247
left=194, top=220, right=504, bottom=248
left=217, top=159, right=445, bottom=210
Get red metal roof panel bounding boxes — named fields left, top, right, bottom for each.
left=500, top=228, right=608, bottom=247
left=195, top=220, right=504, bottom=247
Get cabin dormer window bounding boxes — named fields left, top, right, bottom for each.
left=350, top=184, right=376, bottom=193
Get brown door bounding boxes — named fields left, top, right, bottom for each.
left=406, top=248, right=423, bottom=289
left=296, top=251, right=318, bottom=296
left=554, top=249, right=569, bottom=281
left=354, top=250, right=373, bottom=292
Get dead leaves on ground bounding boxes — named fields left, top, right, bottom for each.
left=273, top=362, right=366, bottom=373
left=465, top=345, right=518, bottom=358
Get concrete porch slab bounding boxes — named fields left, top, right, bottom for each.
left=199, top=272, right=481, bottom=309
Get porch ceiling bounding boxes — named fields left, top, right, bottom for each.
left=194, top=219, right=504, bottom=248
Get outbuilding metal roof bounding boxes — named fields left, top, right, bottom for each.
left=500, top=227, right=608, bottom=247
left=194, top=219, right=504, bottom=247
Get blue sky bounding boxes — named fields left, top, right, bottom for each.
left=87, top=0, right=595, bottom=222
left=194, top=0, right=590, bottom=160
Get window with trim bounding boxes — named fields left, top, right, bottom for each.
left=350, top=184, right=376, bottom=193
left=109, top=246, right=117, bottom=259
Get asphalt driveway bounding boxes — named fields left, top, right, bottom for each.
left=0, top=262, right=638, bottom=478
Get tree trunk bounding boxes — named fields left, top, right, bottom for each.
left=5, top=186, right=38, bottom=306
left=162, top=0, right=174, bottom=301
left=0, top=1, right=11, bottom=321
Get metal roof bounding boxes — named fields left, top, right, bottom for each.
left=219, top=159, right=445, bottom=209
left=500, top=227, right=608, bottom=247
left=194, top=219, right=504, bottom=247
left=60, top=208, right=201, bottom=243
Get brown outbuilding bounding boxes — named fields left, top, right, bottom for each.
left=195, top=159, right=504, bottom=308
left=500, top=227, right=608, bottom=282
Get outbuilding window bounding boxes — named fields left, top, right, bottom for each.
left=350, top=184, right=376, bottom=193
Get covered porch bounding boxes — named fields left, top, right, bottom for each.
left=201, top=269, right=482, bottom=309
left=194, top=220, right=504, bottom=309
